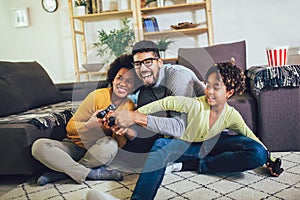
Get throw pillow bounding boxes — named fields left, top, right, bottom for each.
left=178, top=40, right=246, bottom=81
left=0, top=61, right=63, bottom=110
left=0, top=79, right=28, bottom=117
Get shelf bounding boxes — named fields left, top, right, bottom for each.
left=163, top=57, right=178, bottom=64
left=68, top=0, right=213, bottom=81
left=73, top=10, right=133, bottom=21
left=143, top=27, right=208, bottom=37
left=77, top=71, right=107, bottom=75
left=141, top=2, right=206, bottom=14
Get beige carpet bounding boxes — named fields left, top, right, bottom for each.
left=1, top=152, right=300, bottom=200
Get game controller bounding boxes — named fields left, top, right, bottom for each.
left=266, top=151, right=284, bottom=176
left=96, top=104, right=116, bottom=127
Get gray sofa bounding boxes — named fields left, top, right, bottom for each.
left=247, top=66, right=300, bottom=152
left=0, top=61, right=108, bottom=175
left=177, top=40, right=300, bottom=152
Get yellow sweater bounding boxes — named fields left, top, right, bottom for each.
left=66, top=88, right=135, bottom=149
left=138, top=95, right=265, bottom=148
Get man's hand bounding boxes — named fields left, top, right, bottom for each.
left=105, top=110, right=147, bottom=137
left=114, top=110, right=135, bottom=128
left=111, top=126, right=137, bottom=140
left=106, top=110, right=147, bottom=128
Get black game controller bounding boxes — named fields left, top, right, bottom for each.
left=107, top=117, right=115, bottom=127
left=267, top=158, right=284, bottom=176
left=266, top=151, right=284, bottom=176
left=96, top=104, right=116, bottom=118
left=96, top=104, right=116, bottom=127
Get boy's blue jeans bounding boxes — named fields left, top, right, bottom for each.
left=131, top=134, right=267, bottom=200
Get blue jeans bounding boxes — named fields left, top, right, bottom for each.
left=131, top=134, right=267, bottom=200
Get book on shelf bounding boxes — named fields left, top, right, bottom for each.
left=143, top=17, right=159, bottom=32
left=151, top=17, right=159, bottom=31
left=92, top=0, right=98, bottom=13
left=86, top=0, right=101, bottom=14
left=96, top=0, right=102, bottom=13
left=86, top=0, right=92, bottom=14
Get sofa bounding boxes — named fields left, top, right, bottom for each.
left=177, top=40, right=300, bottom=152
left=0, top=61, right=108, bottom=175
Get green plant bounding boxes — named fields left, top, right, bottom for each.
left=156, top=37, right=174, bottom=51
left=93, top=18, right=135, bottom=59
left=75, top=0, right=87, bottom=7
left=144, top=0, right=157, bottom=7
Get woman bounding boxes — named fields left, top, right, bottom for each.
left=32, top=54, right=139, bottom=185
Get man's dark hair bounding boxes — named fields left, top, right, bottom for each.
left=132, top=40, right=160, bottom=58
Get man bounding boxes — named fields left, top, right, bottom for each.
left=112, top=40, right=205, bottom=169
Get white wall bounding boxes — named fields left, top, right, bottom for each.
left=0, top=0, right=299, bottom=83
left=0, top=0, right=74, bottom=83
left=211, top=0, right=300, bottom=67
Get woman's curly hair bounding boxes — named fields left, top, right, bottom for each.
left=107, top=54, right=133, bottom=84
left=205, top=62, right=246, bottom=95
left=106, top=54, right=141, bottom=90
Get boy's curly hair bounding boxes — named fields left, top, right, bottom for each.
left=205, top=62, right=246, bottom=95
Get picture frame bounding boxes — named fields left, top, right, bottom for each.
left=10, top=7, right=30, bottom=28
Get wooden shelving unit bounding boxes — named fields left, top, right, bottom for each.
left=73, top=10, right=133, bottom=21
left=137, top=1, right=214, bottom=48
left=68, top=0, right=214, bottom=82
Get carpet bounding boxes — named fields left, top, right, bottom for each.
left=1, top=152, right=300, bottom=200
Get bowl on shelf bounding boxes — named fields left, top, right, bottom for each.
left=82, top=63, right=104, bottom=72
left=170, top=22, right=200, bottom=29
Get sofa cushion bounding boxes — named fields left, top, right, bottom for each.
left=0, top=79, right=28, bottom=117
left=178, top=40, right=246, bottom=81
left=0, top=61, right=62, bottom=110
left=227, top=93, right=257, bottom=133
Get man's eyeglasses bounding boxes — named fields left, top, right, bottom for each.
left=133, top=57, right=159, bottom=69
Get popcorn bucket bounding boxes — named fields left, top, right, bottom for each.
left=266, top=46, right=289, bottom=67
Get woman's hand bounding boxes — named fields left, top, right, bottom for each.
left=85, top=110, right=105, bottom=129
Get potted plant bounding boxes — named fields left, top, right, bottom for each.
left=156, top=37, right=174, bottom=58
left=75, top=0, right=87, bottom=7
left=93, top=18, right=135, bottom=63
left=74, top=0, right=86, bottom=16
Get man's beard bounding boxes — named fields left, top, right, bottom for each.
left=144, top=81, right=156, bottom=87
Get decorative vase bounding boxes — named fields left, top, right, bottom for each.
left=75, top=6, right=86, bottom=16
left=159, top=50, right=166, bottom=58
left=186, top=0, right=195, bottom=4
left=157, top=0, right=165, bottom=7
left=118, top=0, right=130, bottom=10
left=164, top=0, right=174, bottom=6
left=102, top=0, right=118, bottom=11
